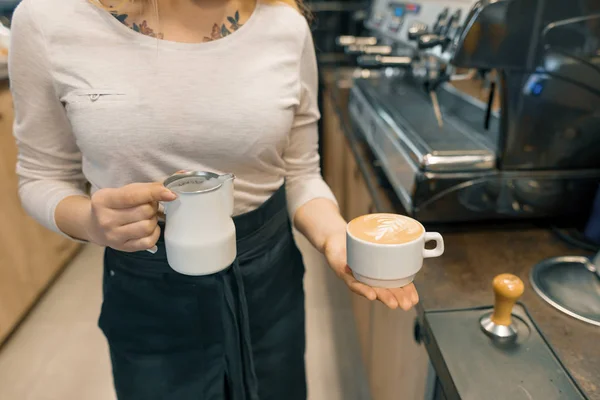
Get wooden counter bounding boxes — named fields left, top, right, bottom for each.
left=0, top=82, right=80, bottom=345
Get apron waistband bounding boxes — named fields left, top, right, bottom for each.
left=234, top=184, right=288, bottom=241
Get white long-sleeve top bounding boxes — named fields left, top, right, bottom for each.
left=9, top=0, right=336, bottom=234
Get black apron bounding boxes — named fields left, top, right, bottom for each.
left=98, top=186, right=307, bottom=400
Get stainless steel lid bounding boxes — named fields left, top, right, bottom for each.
left=163, top=171, right=231, bottom=194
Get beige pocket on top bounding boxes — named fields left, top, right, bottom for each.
left=63, top=89, right=135, bottom=111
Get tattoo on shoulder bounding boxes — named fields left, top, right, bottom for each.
left=203, top=11, right=243, bottom=42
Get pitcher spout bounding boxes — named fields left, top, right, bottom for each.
left=218, top=173, right=235, bottom=184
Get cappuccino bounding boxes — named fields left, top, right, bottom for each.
left=348, top=213, right=424, bottom=244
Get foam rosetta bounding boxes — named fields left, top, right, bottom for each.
left=348, top=213, right=424, bottom=244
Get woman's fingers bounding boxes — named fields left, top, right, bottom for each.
left=118, top=217, right=159, bottom=241
left=340, top=266, right=376, bottom=300
left=374, top=288, right=399, bottom=309
left=115, top=202, right=159, bottom=225
left=409, top=284, right=419, bottom=305
left=389, top=284, right=419, bottom=311
left=341, top=265, right=418, bottom=310
left=123, top=225, right=161, bottom=252
left=101, top=183, right=176, bottom=209
left=348, top=280, right=377, bottom=301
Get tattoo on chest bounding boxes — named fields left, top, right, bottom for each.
left=109, top=10, right=243, bottom=42
left=203, top=11, right=243, bottom=42
left=111, top=11, right=164, bottom=39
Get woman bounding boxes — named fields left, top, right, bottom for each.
left=9, top=0, right=419, bottom=398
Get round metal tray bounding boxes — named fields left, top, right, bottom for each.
left=530, top=256, right=600, bottom=326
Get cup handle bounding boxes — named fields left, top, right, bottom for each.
left=423, top=232, right=444, bottom=258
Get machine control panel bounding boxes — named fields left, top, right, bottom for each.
left=386, top=2, right=422, bottom=33
left=370, top=13, right=385, bottom=29
left=387, top=16, right=404, bottom=33
left=389, top=2, right=422, bottom=17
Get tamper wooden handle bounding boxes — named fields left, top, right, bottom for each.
left=490, top=274, right=524, bottom=326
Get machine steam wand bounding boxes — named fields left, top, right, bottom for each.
left=409, top=9, right=464, bottom=129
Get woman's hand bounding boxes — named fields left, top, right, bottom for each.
left=323, top=231, right=420, bottom=311
left=293, top=198, right=418, bottom=310
left=84, top=182, right=177, bottom=252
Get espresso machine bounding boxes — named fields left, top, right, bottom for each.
left=340, top=0, right=600, bottom=223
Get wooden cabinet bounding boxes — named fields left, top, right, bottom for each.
left=322, top=88, right=348, bottom=216
left=344, top=139, right=374, bottom=221
left=321, top=87, right=428, bottom=400
left=350, top=287, right=374, bottom=376
left=343, top=136, right=377, bottom=374
left=0, top=83, right=80, bottom=345
left=322, top=85, right=377, bottom=377
left=369, top=304, right=428, bottom=400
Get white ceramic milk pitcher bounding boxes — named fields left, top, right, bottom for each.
left=161, top=171, right=236, bottom=276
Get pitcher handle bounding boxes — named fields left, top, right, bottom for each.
left=147, top=170, right=185, bottom=255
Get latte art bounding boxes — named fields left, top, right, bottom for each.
left=348, top=214, right=424, bottom=244
left=363, top=214, right=421, bottom=241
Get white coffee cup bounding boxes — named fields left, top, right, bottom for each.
left=346, top=213, right=444, bottom=288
